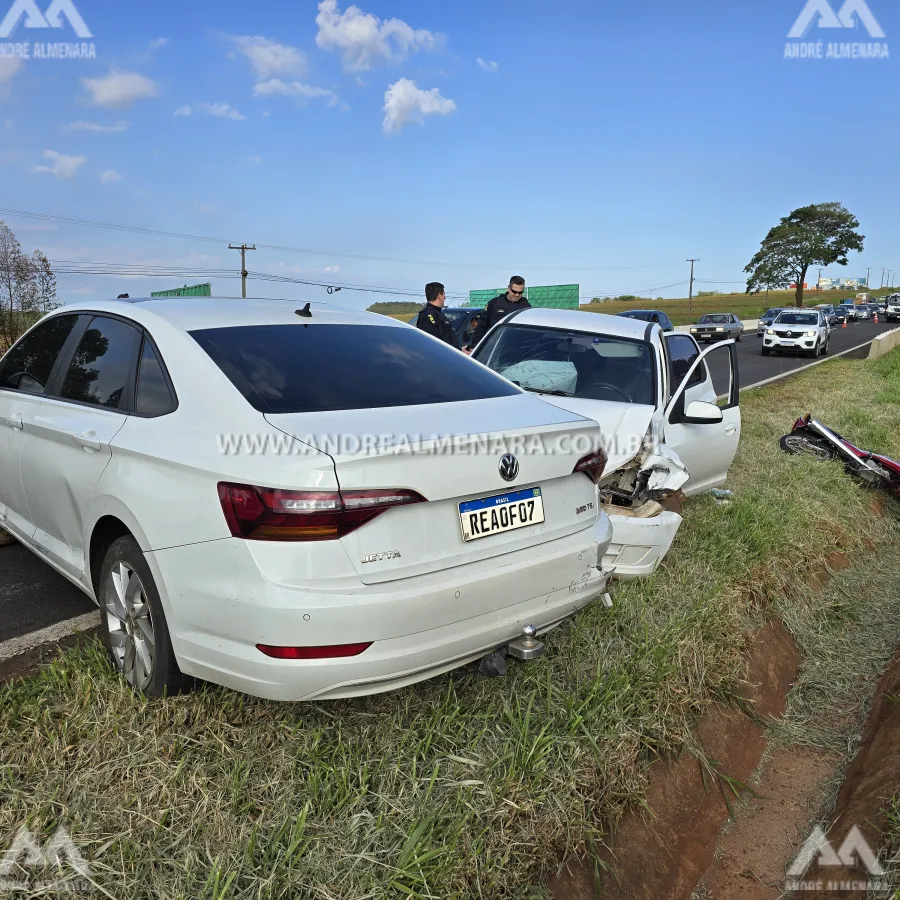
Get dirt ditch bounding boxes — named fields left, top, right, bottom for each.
left=549, top=553, right=900, bottom=900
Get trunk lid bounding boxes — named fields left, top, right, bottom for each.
left=266, top=394, right=604, bottom=584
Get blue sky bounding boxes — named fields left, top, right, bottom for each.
left=0, top=0, right=897, bottom=308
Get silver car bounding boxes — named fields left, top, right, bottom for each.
left=762, top=309, right=830, bottom=357
left=690, top=313, right=744, bottom=343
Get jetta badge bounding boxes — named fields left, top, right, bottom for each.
left=499, top=453, right=519, bottom=482
left=361, top=551, right=401, bottom=564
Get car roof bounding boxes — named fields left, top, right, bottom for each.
left=49, top=297, right=406, bottom=332
left=619, top=309, right=667, bottom=316
left=502, top=307, right=654, bottom=340
left=698, top=312, right=734, bottom=318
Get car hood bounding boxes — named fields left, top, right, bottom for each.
left=525, top=396, right=656, bottom=472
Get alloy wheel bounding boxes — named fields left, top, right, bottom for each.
left=104, top=561, right=155, bottom=691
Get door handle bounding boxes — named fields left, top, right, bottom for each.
left=725, top=424, right=737, bottom=437
left=75, top=430, right=103, bottom=452
left=3, top=413, right=24, bottom=431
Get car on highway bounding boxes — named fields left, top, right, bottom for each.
left=762, top=309, right=830, bottom=357
left=839, top=300, right=858, bottom=321
left=690, top=313, right=744, bottom=343
left=407, top=307, right=483, bottom=349
left=0, top=298, right=617, bottom=701
left=472, top=308, right=741, bottom=579
left=815, top=304, right=840, bottom=326
left=615, top=309, right=675, bottom=332
left=757, top=308, right=792, bottom=336
left=855, top=304, right=875, bottom=321
left=886, top=295, right=900, bottom=323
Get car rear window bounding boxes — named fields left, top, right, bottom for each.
left=190, top=323, right=520, bottom=413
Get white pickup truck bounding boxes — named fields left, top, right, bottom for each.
left=472, top=309, right=741, bottom=578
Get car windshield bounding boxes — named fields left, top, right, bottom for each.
left=473, top=324, right=655, bottom=405
left=443, top=310, right=469, bottom=327
left=763, top=309, right=783, bottom=318
left=698, top=315, right=729, bottom=324
left=620, top=311, right=654, bottom=321
left=775, top=313, right=818, bottom=326
left=191, top=323, right=519, bottom=413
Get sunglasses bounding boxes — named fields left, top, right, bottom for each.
left=510, top=288, right=525, bottom=296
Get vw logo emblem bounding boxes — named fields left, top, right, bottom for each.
left=499, top=453, right=519, bottom=482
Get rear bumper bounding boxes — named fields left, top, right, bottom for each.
left=603, top=510, right=683, bottom=579
left=148, top=515, right=614, bottom=701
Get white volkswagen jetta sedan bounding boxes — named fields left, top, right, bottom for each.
left=0, top=298, right=615, bottom=701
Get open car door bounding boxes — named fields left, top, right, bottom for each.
left=663, top=340, right=741, bottom=496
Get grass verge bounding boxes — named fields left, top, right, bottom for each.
left=0, top=351, right=898, bottom=899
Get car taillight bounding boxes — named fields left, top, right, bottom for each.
left=217, top=483, right=426, bottom=541
left=573, top=448, right=608, bottom=484
left=256, top=642, right=373, bottom=659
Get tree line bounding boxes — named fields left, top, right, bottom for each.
left=0, top=221, right=58, bottom=350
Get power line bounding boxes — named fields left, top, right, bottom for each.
left=0, top=206, right=685, bottom=273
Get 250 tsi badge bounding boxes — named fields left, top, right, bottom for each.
left=361, top=551, right=402, bottom=564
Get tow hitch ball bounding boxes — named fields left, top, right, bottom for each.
left=478, top=625, right=546, bottom=678
left=507, top=625, right=546, bottom=662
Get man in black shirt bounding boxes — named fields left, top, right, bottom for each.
left=464, top=276, right=531, bottom=351
left=415, top=282, right=455, bottom=346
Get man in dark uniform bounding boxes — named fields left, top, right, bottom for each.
left=464, top=276, right=531, bottom=352
left=416, top=282, right=456, bottom=346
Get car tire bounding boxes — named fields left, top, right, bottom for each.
left=98, top=535, right=188, bottom=698
left=822, top=338, right=829, bottom=356
left=761, top=346, right=770, bottom=356
left=736, top=332, right=743, bottom=342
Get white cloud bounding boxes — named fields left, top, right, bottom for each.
left=82, top=70, right=159, bottom=109
left=68, top=120, right=130, bottom=133
left=233, top=35, right=307, bottom=80
left=149, top=38, right=169, bottom=50
left=355, top=76, right=366, bottom=87
left=278, top=262, right=341, bottom=275
left=193, top=200, right=219, bottom=215
left=253, top=79, right=339, bottom=106
left=249, top=155, right=263, bottom=164
left=33, top=150, right=87, bottom=179
left=198, top=102, right=245, bottom=120
left=477, top=58, right=499, bottom=72
left=382, top=78, right=455, bottom=135
left=3, top=118, right=13, bottom=129
left=173, top=105, right=192, bottom=116
left=0, top=57, right=23, bottom=94
left=100, top=169, right=123, bottom=184
left=315, top=0, right=437, bottom=72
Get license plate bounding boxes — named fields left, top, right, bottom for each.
left=459, top=487, right=545, bottom=542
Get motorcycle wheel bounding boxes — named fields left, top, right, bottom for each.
left=779, top=433, right=839, bottom=461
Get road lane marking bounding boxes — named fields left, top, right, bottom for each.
left=0, top=611, right=98, bottom=663
left=742, top=338, right=882, bottom=391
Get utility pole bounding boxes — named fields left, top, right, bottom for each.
left=866, top=267, right=871, bottom=289
left=817, top=269, right=822, bottom=304
left=229, top=243, right=256, bottom=298
left=880, top=268, right=885, bottom=289
left=686, top=258, right=699, bottom=316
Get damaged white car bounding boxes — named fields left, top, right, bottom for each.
left=472, top=309, right=741, bottom=578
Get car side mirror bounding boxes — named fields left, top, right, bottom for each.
left=683, top=400, right=723, bottom=425
left=6, top=371, right=27, bottom=389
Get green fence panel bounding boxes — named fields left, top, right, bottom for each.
left=150, top=282, right=212, bottom=298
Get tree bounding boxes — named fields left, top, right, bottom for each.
left=0, top=221, right=56, bottom=349
left=32, top=250, right=58, bottom=314
left=744, top=203, right=864, bottom=307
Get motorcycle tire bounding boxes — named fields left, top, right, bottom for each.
left=779, top=433, right=839, bottom=461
